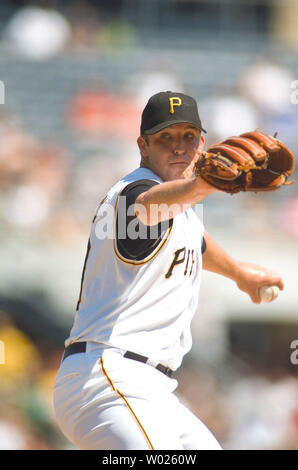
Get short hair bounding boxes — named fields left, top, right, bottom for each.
left=141, top=134, right=150, bottom=145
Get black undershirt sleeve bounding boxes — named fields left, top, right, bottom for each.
left=116, top=179, right=206, bottom=261
left=116, top=180, right=173, bottom=261
left=201, top=236, right=206, bottom=254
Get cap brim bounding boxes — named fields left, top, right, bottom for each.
left=143, top=120, right=207, bottom=135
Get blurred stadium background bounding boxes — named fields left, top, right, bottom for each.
left=0, top=0, right=298, bottom=450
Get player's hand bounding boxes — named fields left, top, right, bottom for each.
left=182, top=151, right=218, bottom=195
left=182, top=150, right=205, bottom=180
left=234, top=261, right=284, bottom=304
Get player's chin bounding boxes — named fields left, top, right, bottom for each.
left=169, top=164, right=188, bottom=180
left=169, top=171, right=185, bottom=181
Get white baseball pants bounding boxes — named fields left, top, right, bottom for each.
left=53, top=344, right=222, bottom=450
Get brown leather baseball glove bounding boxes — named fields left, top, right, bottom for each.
left=195, top=130, right=295, bottom=194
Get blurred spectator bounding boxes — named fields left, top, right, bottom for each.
left=67, top=143, right=140, bottom=231
left=0, top=310, right=68, bottom=449
left=224, top=373, right=298, bottom=450
left=64, top=2, right=137, bottom=53
left=239, top=61, right=294, bottom=114
left=64, top=0, right=101, bottom=52
left=234, top=196, right=272, bottom=238
left=0, top=111, right=39, bottom=189
left=71, top=154, right=126, bottom=207
left=199, top=89, right=260, bottom=144
left=278, top=196, right=298, bottom=239
left=0, top=417, right=28, bottom=450
left=67, top=89, right=140, bottom=139
left=3, top=6, right=72, bottom=60
left=125, top=60, right=185, bottom=109
left=0, top=109, right=71, bottom=234
left=1, top=143, right=70, bottom=231
left=97, top=20, right=138, bottom=51
left=0, top=407, right=52, bottom=450
left=238, top=60, right=298, bottom=150
left=270, top=0, right=298, bottom=51
left=0, top=312, right=42, bottom=392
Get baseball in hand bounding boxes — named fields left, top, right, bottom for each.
left=258, top=285, right=280, bottom=303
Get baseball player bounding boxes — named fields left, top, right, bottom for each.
left=53, top=91, right=286, bottom=450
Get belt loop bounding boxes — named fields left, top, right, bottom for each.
left=146, top=357, right=160, bottom=368
left=123, top=350, right=174, bottom=378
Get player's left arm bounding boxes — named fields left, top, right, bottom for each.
left=202, top=230, right=284, bottom=304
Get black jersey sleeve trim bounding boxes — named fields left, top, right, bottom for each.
left=201, top=236, right=206, bottom=254
left=116, top=179, right=173, bottom=262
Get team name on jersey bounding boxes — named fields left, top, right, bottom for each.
left=165, top=247, right=199, bottom=279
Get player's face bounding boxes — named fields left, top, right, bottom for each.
left=138, top=123, right=205, bottom=181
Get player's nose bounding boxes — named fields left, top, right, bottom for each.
left=173, top=138, right=186, bottom=155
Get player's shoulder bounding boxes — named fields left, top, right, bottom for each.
left=121, top=167, right=162, bottom=186
left=108, top=167, right=162, bottom=202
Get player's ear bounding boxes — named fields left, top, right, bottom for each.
left=199, top=134, right=205, bottom=151
left=137, top=135, right=149, bottom=158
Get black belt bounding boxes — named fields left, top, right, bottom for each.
left=62, top=342, right=174, bottom=378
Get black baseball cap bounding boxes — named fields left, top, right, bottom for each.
left=140, top=91, right=206, bottom=135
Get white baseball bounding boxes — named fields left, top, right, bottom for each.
left=259, top=285, right=280, bottom=303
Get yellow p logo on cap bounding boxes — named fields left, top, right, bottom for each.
left=169, top=97, right=182, bottom=114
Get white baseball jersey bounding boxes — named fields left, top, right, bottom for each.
left=65, top=167, right=205, bottom=371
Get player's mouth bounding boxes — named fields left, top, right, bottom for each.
left=170, top=159, right=190, bottom=166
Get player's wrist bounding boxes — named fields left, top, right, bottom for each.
left=222, top=258, right=244, bottom=283
left=192, top=175, right=219, bottom=198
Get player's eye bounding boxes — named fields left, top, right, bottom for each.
left=160, top=132, right=171, bottom=140
left=184, top=132, right=196, bottom=140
